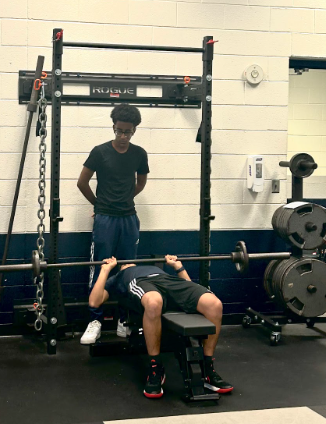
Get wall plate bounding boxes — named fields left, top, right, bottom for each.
left=244, top=64, right=264, bottom=85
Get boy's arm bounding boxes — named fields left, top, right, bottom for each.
left=77, top=166, right=96, bottom=205
left=89, top=257, right=117, bottom=308
left=135, top=173, right=147, bottom=196
left=165, top=255, right=191, bottom=281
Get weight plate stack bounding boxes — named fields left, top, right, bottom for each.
left=264, top=257, right=326, bottom=317
left=272, top=202, right=326, bottom=250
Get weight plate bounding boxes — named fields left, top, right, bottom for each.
left=272, top=202, right=326, bottom=250
left=287, top=203, right=326, bottom=250
left=263, top=260, right=282, bottom=299
left=32, top=250, right=40, bottom=279
left=234, top=241, right=249, bottom=273
left=290, top=153, right=316, bottom=178
left=272, top=257, right=301, bottom=307
left=280, top=257, right=326, bottom=317
left=271, top=206, right=282, bottom=232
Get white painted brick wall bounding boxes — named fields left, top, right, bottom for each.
left=249, top=0, right=292, bottom=5
left=224, top=5, right=270, bottom=31
left=293, top=0, right=326, bottom=8
left=288, top=69, right=326, bottom=198
left=0, top=0, right=28, bottom=19
left=130, top=1, right=177, bottom=27
left=2, top=20, right=28, bottom=46
left=271, top=8, right=314, bottom=33
left=177, top=3, right=224, bottom=29
left=1, top=0, right=326, bottom=233
left=315, top=10, right=326, bottom=34
left=292, top=34, right=326, bottom=58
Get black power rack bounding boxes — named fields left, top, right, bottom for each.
left=17, top=29, right=216, bottom=354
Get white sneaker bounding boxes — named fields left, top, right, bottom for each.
left=116, top=319, right=131, bottom=338
left=80, top=320, right=101, bottom=345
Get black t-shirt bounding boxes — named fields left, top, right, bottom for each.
left=105, top=265, right=166, bottom=295
left=84, top=141, right=149, bottom=216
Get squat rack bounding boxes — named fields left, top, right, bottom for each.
left=46, top=28, right=215, bottom=354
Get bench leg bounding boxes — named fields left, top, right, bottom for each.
left=174, top=336, right=220, bottom=402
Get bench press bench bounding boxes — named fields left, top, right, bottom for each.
left=161, top=312, right=219, bottom=402
left=90, top=308, right=220, bottom=402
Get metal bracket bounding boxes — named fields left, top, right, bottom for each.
left=19, top=71, right=202, bottom=108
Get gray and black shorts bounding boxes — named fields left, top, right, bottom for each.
left=127, top=274, right=214, bottom=314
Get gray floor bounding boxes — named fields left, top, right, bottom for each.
left=1, top=322, right=326, bottom=424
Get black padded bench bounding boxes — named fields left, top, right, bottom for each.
left=161, top=312, right=219, bottom=402
left=162, top=312, right=216, bottom=336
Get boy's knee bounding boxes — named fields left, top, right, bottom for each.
left=143, top=292, right=163, bottom=318
left=198, top=293, right=223, bottom=318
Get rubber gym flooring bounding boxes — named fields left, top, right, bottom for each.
left=1, top=322, right=326, bottom=424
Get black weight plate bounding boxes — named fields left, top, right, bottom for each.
left=279, top=208, right=291, bottom=240
left=287, top=203, right=326, bottom=250
left=271, top=258, right=291, bottom=307
left=263, top=260, right=282, bottom=299
left=273, top=202, right=326, bottom=250
left=234, top=241, right=249, bottom=273
left=272, top=257, right=302, bottom=308
left=281, top=258, right=326, bottom=317
left=272, top=207, right=293, bottom=241
left=272, top=206, right=283, bottom=232
left=290, top=153, right=316, bottom=178
left=32, top=250, right=40, bottom=279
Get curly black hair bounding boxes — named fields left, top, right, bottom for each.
left=110, top=104, right=141, bottom=127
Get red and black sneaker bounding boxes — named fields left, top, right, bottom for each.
left=204, top=360, right=233, bottom=394
left=143, top=360, right=166, bottom=399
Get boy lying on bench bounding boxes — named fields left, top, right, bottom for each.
left=88, top=254, right=234, bottom=398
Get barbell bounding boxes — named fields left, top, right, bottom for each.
left=0, top=241, right=291, bottom=278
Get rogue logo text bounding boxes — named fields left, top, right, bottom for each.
left=91, top=84, right=136, bottom=97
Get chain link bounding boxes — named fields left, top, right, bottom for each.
left=34, top=86, right=47, bottom=331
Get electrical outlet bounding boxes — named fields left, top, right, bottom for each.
left=272, top=179, right=280, bottom=193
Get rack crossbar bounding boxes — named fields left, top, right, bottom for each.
left=62, top=41, right=204, bottom=53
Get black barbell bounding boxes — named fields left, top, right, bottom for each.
left=0, top=241, right=291, bottom=278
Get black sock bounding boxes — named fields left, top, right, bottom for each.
left=149, top=354, right=162, bottom=365
left=204, top=356, right=214, bottom=373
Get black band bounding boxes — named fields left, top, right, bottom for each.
left=176, top=266, right=185, bottom=273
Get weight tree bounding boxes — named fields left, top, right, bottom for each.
left=41, top=28, right=216, bottom=354
left=242, top=154, right=326, bottom=345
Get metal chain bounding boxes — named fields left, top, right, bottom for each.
left=34, top=84, right=47, bottom=331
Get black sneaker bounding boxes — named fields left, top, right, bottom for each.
left=204, top=360, right=233, bottom=394
left=143, top=360, right=166, bottom=399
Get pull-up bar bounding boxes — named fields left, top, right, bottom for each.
left=62, top=41, right=204, bottom=53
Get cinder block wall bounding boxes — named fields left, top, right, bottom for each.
left=0, top=0, right=325, bottom=235
left=288, top=69, right=326, bottom=198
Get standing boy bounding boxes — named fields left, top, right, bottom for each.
left=77, top=104, right=149, bottom=344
